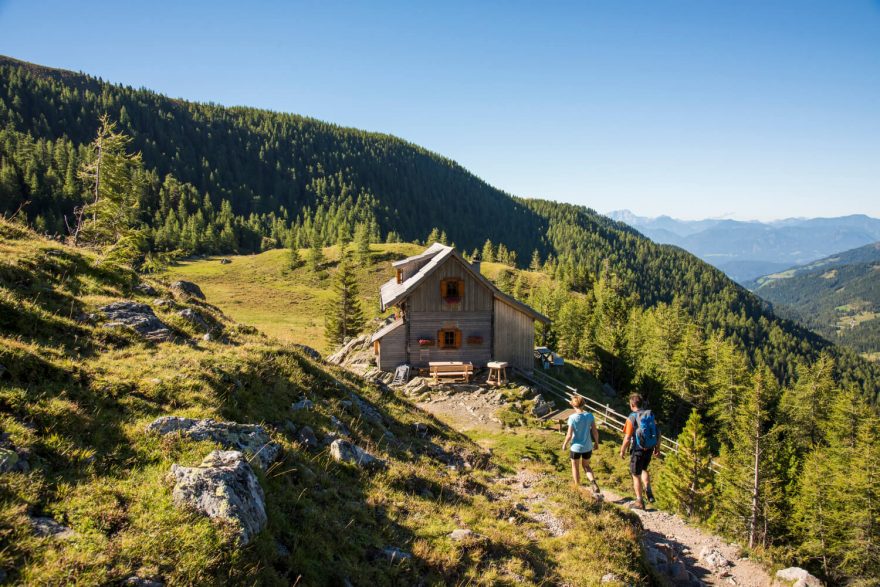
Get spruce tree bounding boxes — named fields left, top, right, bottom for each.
left=289, top=243, right=304, bottom=269
left=656, top=409, right=714, bottom=520
left=354, top=222, right=370, bottom=263
left=324, top=250, right=365, bottom=345
left=529, top=249, right=541, bottom=272
left=481, top=239, right=495, bottom=262
left=308, top=234, right=324, bottom=272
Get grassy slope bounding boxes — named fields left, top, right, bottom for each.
left=0, top=223, right=645, bottom=585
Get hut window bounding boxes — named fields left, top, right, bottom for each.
left=396, top=269, right=403, bottom=284
left=437, top=328, right=461, bottom=349
left=440, top=279, right=464, bottom=304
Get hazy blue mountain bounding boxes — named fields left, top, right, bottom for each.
left=608, top=210, right=880, bottom=282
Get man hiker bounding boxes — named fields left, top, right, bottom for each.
left=619, top=393, right=660, bottom=510
left=562, top=395, right=601, bottom=496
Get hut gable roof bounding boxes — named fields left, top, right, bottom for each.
left=380, top=243, right=550, bottom=324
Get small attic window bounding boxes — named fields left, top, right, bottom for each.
left=396, top=269, right=402, bottom=284
left=440, top=278, right=463, bottom=304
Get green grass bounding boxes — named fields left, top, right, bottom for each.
left=0, top=221, right=646, bottom=585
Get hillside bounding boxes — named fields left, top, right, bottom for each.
left=609, top=210, right=880, bottom=282
left=4, top=54, right=880, bottom=402
left=750, top=241, right=880, bottom=359
left=0, top=219, right=647, bottom=585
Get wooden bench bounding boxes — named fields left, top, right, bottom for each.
left=429, top=361, right=474, bottom=383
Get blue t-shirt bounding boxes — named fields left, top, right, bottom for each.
left=567, top=411, right=594, bottom=453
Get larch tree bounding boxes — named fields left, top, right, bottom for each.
left=324, top=249, right=366, bottom=345
left=656, top=409, right=714, bottom=520
left=308, top=233, right=324, bottom=272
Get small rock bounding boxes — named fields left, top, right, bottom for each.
left=531, top=395, right=553, bottom=417
left=154, top=298, right=175, bottom=308
left=134, top=283, right=158, bottom=296
left=178, top=308, right=210, bottom=331
left=291, top=398, right=314, bottom=411
left=170, top=280, right=206, bottom=300
left=381, top=546, right=412, bottom=564
left=600, top=573, right=620, bottom=584
left=170, top=450, right=266, bottom=545
left=219, top=258, right=231, bottom=265
left=329, top=439, right=385, bottom=469
left=100, top=301, right=173, bottom=342
left=330, top=415, right=351, bottom=436
left=202, top=332, right=214, bottom=342
left=775, top=567, right=823, bottom=587
left=699, top=546, right=730, bottom=571
left=296, top=426, right=318, bottom=449
left=146, top=417, right=281, bottom=469
left=412, top=422, right=429, bottom=437
left=450, top=528, right=473, bottom=541
left=123, top=577, right=164, bottom=587
left=0, top=447, right=19, bottom=473
left=30, top=516, right=74, bottom=539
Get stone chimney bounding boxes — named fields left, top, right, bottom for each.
left=471, top=252, right=481, bottom=274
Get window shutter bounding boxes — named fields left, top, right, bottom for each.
left=454, top=329, right=462, bottom=348
left=437, top=330, right=442, bottom=348
left=458, top=279, right=465, bottom=300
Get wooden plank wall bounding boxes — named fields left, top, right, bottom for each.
left=406, top=257, right=493, bottom=313
left=406, top=311, right=492, bottom=367
left=377, top=324, right=407, bottom=371
left=493, top=299, right=536, bottom=372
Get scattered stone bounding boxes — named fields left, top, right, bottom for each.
left=154, top=298, right=175, bottom=308
left=170, top=280, right=206, bottom=300
left=380, top=546, right=412, bottom=564
left=134, top=283, right=158, bottom=296
left=100, top=301, right=173, bottom=342
left=449, top=528, right=473, bottom=541
left=219, top=258, right=231, bottom=265
left=531, top=395, right=553, bottom=417
left=123, top=577, right=164, bottom=587
left=296, top=426, right=318, bottom=449
left=146, top=417, right=281, bottom=469
left=291, top=398, right=314, bottom=411
left=330, top=415, right=351, bottom=436
left=329, top=439, right=385, bottom=469
left=350, top=392, right=384, bottom=426
left=202, top=332, right=214, bottom=342
left=412, top=422, right=430, bottom=437
left=0, top=447, right=21, bottom=473
left=30, top=516, right=74, bottom=539
left=170, top=450, right=266, bottom=545
left=292, top=344, right=321, bottom=362
left=600, top=573, right=620, bottom=584
left=699, top=546, right=731, bottom=571
left=774, top=567, right=823, bottom=587
left=177, top=308, right=210, bottom=331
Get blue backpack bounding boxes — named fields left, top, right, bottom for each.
left=631, top=410, right=659, bottom=449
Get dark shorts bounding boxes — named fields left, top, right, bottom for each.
left=630, top=449, right=653, bottom=475
left=570, top=450, right=592, bottom=461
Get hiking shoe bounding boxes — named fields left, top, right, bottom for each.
left=590, top=481, right=601, bottom=495
left=628, top=498, right=645, bottom=510
left=646, top=487, right=655, bottom=504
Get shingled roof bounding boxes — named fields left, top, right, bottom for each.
left=379, top=243, right=550, bottom=324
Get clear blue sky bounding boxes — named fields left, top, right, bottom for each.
left=1, top=0, right=878, bottom=220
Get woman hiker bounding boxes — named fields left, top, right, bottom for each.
left=561, top=395, right=601, bottom=496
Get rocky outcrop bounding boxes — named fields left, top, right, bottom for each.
left=101, top=301, right=173, bottom=342
left=326, top=334, right=371, bottom=369
left=292, top=344, right=321, bottom=362
left=329, top=439, right=385, bottom=470
left=30, top=516, right=74, bottom=539
left=146, top=417, right=280, bottom=469
left=134, top=282, right=158, bottom=296
left=177, top=308, right=210, bottom=331
left=774, top=567, right=823, bottom=587
left=531, top=395, right=554, bottom=418
left=291, top=398, right=314, bottom=411
left=170, top=280, right=205, bottom=300
left=170, top=450, right=266, bottom=545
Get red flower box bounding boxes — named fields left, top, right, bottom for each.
left=466, top=336, right=483, bottom=345
left=418, top=339, right=434, bottom=347
left=443, top=296, right=461, bottom=304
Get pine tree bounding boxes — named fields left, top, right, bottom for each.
left=529, top=249, right=541, bottom=272
left=324, top=250, right=365, bottom=345
left=707, top=332, right=749, bottom=446
left=481, top=239, right=495, bottom=262
left=714, top=366, right=783, bottom=549
left=289, top=242, right=304, bottom=269
left=669, top=323, right=710, bottom=409
left=656, top=409, right=714, bottom=520
left=72, top=114, right=145, bottom=264
left=779, top=354, right=835, bottom=455
left=308, top=234, right=324, bottom=272
left=354, top=222, right=370, bottom=263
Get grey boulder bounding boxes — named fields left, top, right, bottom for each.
left=177, top=308, right=210, bottom=331
left=170, top=280, right=206, bottom=300
left=170, top=450, right=266, bottom=545
left=775, top=567, right=823, bottom=587
left=30, top=516, right=74, bottom=539
left=330, top=439, right=385, bottom=470
left=146, top=417, right=281, bottom=469
left=100, top=301, right=173, bottom=342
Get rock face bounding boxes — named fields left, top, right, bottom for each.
left=170, top=280, right=206, bottom=300
left=326, top=334, right=371, bottom=368
left=329, top=439, right=385, bottom=469
left=146, top=417, right=281, bottom=469
left=775, top=567, right=823, bottom=587
left=177, top=308, right=210, bottom=331
left=100, top=301, right=173, bottom=342
left=170, top=450, right=266, bottom=545
left=531, top=395, right=553, bottom=417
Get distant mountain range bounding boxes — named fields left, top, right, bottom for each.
left=608, top=210, right=880, bottom=282
left=747, top=241, right=880, bottom=358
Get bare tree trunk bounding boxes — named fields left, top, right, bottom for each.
left=748, top=419, right=761, bottom=550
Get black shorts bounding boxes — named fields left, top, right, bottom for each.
left=630, top=449, right=653, bottom=475
left=570, top=450, right=592, bottom=461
